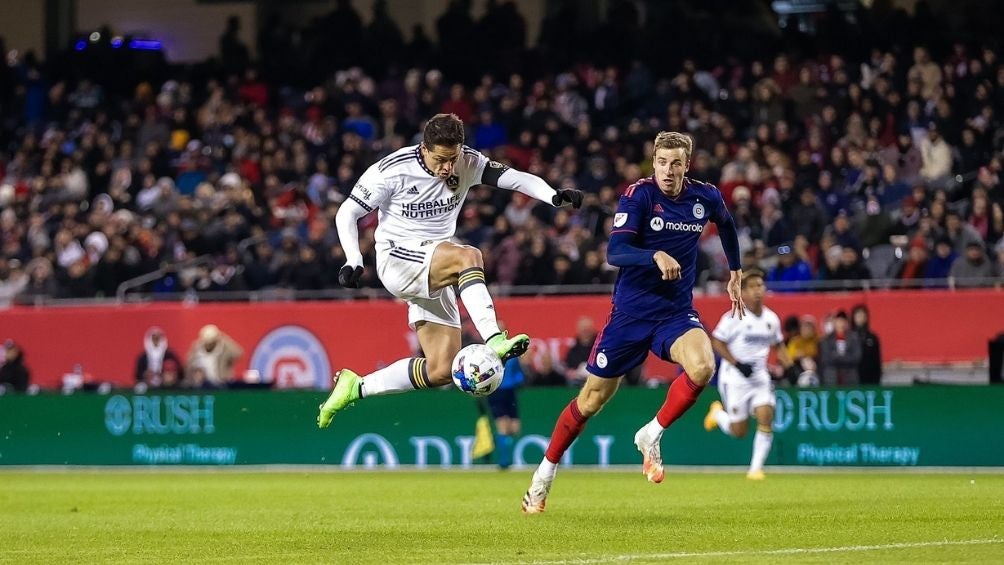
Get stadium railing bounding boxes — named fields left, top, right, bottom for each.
left=8, top=277, right=1001, bottom=307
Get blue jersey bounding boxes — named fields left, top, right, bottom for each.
left=609, top=177, right=737, bottom=321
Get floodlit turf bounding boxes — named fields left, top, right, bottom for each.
left=2, top=471, right=1002, bottom=564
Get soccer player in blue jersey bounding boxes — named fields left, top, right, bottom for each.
left=522, top=131, right=746, bottom=513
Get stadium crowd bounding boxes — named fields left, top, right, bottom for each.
left=0, top=0, right=1003, bottom=308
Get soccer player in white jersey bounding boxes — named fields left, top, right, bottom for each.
left=703, top=268, right=793, bottom=480
left=317, top=113, right=582, bottom=427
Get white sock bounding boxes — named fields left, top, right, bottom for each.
left=750, top=430, right=773, bottom=472
left=715, top=409, right=735, bottom=437
left=536, top=457, right=558, bottom=481
left=643, top=417, right=665, bottom=441
left=458, top=268, right=501, bottom=340
left=359, top=358, right=429, bottom=397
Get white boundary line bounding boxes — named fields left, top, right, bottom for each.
left=467, top=538, right=1003, bottom=565
left=2, top=464, right=1004, bottom=473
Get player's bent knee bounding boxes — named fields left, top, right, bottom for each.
left=731, top=423, right=748, bottom=438
left=457, top=245, right=483, bottom=269
left=687, top=359, right=715, bottom=384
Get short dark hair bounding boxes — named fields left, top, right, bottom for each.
left=423, top=113, right=465, bottom=148
left=741, top=268, right=765, bottom=288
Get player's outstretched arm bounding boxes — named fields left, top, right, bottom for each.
left=481, top=161, right=583, bottom=208
left=712, top=193, right=745, bottom=318
left=333, top=198, right=367, bottom=288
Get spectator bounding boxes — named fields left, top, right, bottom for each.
left=0, top=259, right=27, bottom=306
left=949, top=241, right=996, bottom=288
left=219, top=15, right=250, bottom=75
left=907, top=46, right=943, bottom=100
left=919, top=122, right=953, bottom=189
left=855, top=196, right=894, bottom=249
left=819, top=311, right=862, bottom=386
left=943, top=211, right=984, bottom=256
left=563, top=316, right=597, bottom=384
left=526, top=349, right=566, bottom=387
left=0, top=340, right=30, bottom=393
left=786, top=315, right=820, bottom=381
left=766, top=244, right=813, bottom=291
left=135, top=326, right=184, bottom=389
left=832, top=247, right=872, bottom=284
left=851, top=305, right=882, bottom=385
left=925, top=236, right=958, bottom=282
left=879, top=133, right=923, bottom=187
left=185, top=324, right=243, bottom=388
left=896, top=240, right=930, bottom=282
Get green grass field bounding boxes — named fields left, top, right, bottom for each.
left=2, top=471, right=1002, bottom=564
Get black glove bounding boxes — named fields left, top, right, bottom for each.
left=552, top=189, right=584, bottom=209
left=734, top=362, right=754, bottom=378
left=338, top=264, right=364, bottom=288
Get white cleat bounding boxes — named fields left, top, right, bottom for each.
left=634, top=427, right=665, bottom=484
left=521, top=471, right=552, bottom=514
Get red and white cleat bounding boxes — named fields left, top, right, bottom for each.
left=521, top=471, right=552, bottom=514
left=634, top=427, right=665, bottom=484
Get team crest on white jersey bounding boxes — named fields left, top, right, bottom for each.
left=650, top=217, right=665, bottom=231
left=613, top=213, right=627, bottom=227
left=693, top=202, right=705, bottom=219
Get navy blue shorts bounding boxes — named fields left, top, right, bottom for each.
left=488, top=387, right=519, bottom=419
left=585, top=306, right=705, bottom=378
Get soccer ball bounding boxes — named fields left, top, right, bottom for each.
left=451, top=344, right=505, bottom=397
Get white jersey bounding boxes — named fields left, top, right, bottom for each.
left=712, top=306, right=783, bottom=380
left=347, top=144, right=489, bottom=244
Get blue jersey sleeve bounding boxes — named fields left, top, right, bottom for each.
left=608, top=189, right=656, bottom=267
left=710, top=188, right=742, bottom=271
left=610, top=188, right=647, bottom=236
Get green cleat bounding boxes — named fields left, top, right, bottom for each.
left=486, top=331, right=531, bottom=363
left=317, top=369, right=361, bottom=429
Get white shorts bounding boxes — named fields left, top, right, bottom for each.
left=716, top=365, right=775, bottom=422
left=376, top=239, right=460, bottom=329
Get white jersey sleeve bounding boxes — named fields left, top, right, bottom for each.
left=349, top=163, right=396, bottom=213
left=768, top=309, right=784, bottom=346
left=463, top=145, right=490, bottom=184
left=712, top=312, right=738, bottom=343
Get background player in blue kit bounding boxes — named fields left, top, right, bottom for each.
left=522, top=132, right=746, bottom=514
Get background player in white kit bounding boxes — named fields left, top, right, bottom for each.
left=703, top=269, right=793, bottom=480
left=317, top=113, right=582, bottom=427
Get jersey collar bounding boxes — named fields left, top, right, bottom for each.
left=415, top=146, right=436, bottom=177
left=653, top=176, right=690, bottom=200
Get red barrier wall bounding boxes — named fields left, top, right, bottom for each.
left=2, top=290, right=1002, bottom=388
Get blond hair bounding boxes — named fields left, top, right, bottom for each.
left=653, top=131, right=693, bottom=161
